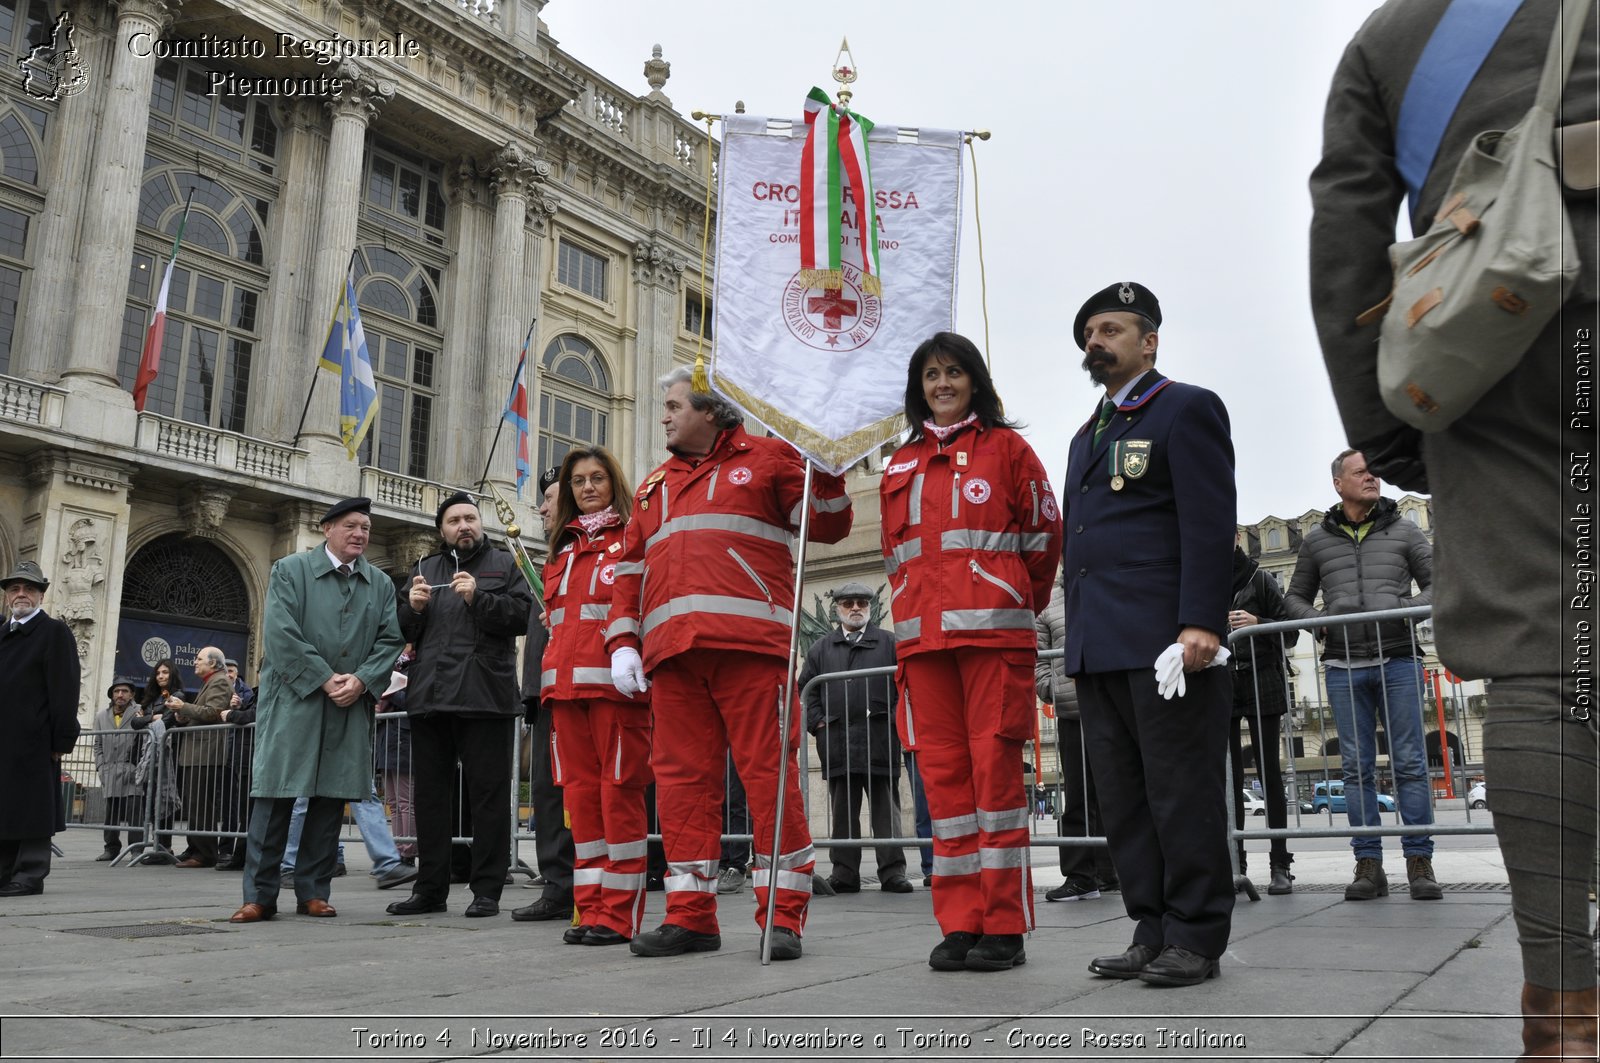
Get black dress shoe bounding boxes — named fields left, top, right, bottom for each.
left=929, top=931, right=979, bottom=971
left=965, top=934, right=1026, bottom=971
left=386, top=894, right=447, bottom=916
left=511, top=894, right=574, bottom=922
left=214, top=858, right=246, bottom=871
left=1137, top=945, right=1219, bottom=987
left=880, top=875, right=914, bottom=893
left=0, top=881, right=42, bottom=897
left=1268, top=868, right=1295, bottom=895
left=464, top=895, right=500, bottom=917
left=1088, top=942, right=1160, bottom=979
left=826, top=877, right=860, bottom=894
left=582, top=926, right=630, bottom=946
left=95, top=849, right=118, bottom=862
left=629, top=923, right=721, bottom=956
left=563, top=924, right=592, bottom=945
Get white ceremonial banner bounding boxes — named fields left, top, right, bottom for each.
left=711, top=115, right=963, bottom=474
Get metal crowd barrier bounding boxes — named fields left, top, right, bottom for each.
left=62, top=606, right=1490, bottom=893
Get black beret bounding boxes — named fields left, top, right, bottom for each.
left=1072, top=281, right=1162, bottom=350
left=538, top=466, right=561, bottom=494
left=319, top=497, right=372, bottom=526
left=435, top=490, right=478, bottom=528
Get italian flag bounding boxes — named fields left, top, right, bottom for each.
left=132, top=192, right=194, bottom=412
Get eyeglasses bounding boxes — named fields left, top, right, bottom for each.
left=570, top=473, right=610, bottom=489
left=836, top=597, right=870, bottom=608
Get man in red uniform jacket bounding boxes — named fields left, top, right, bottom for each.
left=606, top=367, right=853, bottom=960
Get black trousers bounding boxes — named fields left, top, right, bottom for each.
left=1077, top=667, right=1234, bottom=959
left=1228, top=711, right=1290, bottom=866
left=179, top=765, right=220, bottom=863
left=412, top=714, right=513, bottom=903
left=526, top=703, right=573, bottom=899
left=1054, top=715, right=1118, bottom=885
left=0, top=837, right=52, bottom=888
left=241, top=796, right=343, bottom=905
left=102, top=795, right=144, bottom=851
left=824, top=771, right=905, bottom=884
left=720, top=751, right=750, bottom=870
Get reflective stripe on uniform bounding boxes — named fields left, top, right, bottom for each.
left=580, top=603, right=610, bottom=621
left=942, top=608, right=1035, bottom=632
left=573, top=867, right=604, bottom=886
left=894, top=617, right=922, bottom=640
left=602, top=870, right=646, bottom=891
left=665, top=858, right=718, bottom=894
left=642, top=594, right=794, bottom=638
left=811, top=491, right=850, bottom=513
left=613, top=561, right=645, bottom=577
left=976, top=806, right=1030, bottom=832
left=574, top=839, right=609, bottom=860
left=909, top=474, right=924, bottom=525
left=645, top=512, right=795, bottom=552
left=540, top=669, right=556, bottom=688
left=932, top=813, right=979, bottom=839
left=609, top=839, right=649, bottom=862
left=940, top=529, right=1021, bottom=553
left=979, top=846, right=1027, bottom=870
left=889, top=540, right=922, bottom=569
left=547, top=607, right=566, bottom=627
left=604, top=618, right=640, bottom=640
left=933, top=852, right=982, bottom=877
left=571, top=667, right=613, bottom=686
left=1020, top=532, right=1054, bottom=553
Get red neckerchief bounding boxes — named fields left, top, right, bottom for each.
left=922, top=412, right=978, bottom=443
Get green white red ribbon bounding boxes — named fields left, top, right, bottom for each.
left=800, top=87, right=881, bottom=296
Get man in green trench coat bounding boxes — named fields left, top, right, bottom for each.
left=230, top=497, right=405, bottom=922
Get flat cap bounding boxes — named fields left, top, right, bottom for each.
left=831, top=581, right=875, bottom=600
left=223, top=658, right=238, bottom=668
left=107, top=678, right=138, bottom=697
left=1072, top=281, right=1162, bottom=350
left=435, top=490, right=478, bottom=529
left=1, top=559, right=49, bottom=589
left=319, top=497, right=371, bottom=526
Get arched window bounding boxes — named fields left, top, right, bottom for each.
left=118, top=171, right=268, bottom=432
left=1267, top=527, right=1283, bottom=550
left=538, top=334, right=612, bottom=471
left=117, top=534, right=252, bottom=679
left=351, top=244, right=443, bottom=478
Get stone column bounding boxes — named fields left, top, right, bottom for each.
left=435, top=157, right=490, bottom=485
left=297, top=62, right=392, bottom=489
left=480, top=141, right=547, bottom=493
left=61, top=0, right=181, bottom=387
left=15, top=0, right=116, bottom=383
left=630, top=237, right=686, bottom=477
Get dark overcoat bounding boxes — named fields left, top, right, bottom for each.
left=799, top=624, right=900, bottom=779
left=0, top=609, right=81, bottom=839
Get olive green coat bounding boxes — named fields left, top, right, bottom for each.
left=251, top=548, right=404, bottom=799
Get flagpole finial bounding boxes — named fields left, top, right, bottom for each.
left=833, top=38, right=856, bottom=108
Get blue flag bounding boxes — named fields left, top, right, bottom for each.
left=318, top=269, right=378, bottom=460
left=502, top=325, right=533, bottom=497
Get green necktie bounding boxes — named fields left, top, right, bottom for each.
left=1093, top=398, right=1117, bottom=445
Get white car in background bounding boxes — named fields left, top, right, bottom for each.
left=1239, top=789, right=1267, bottom=816
left=1468, top=781, right=1487, bottom=809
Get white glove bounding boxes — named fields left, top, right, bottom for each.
left=610, top=647, right=649, bottom=696
left=1154, top=642, right=1186, bottom=701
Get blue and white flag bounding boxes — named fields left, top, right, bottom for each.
left=318, top=268, right=378, bottom=460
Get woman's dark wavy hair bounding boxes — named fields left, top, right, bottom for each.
left=902, top=331, right=1019, bottom=441
left=142, top=658, right=183, bottom=706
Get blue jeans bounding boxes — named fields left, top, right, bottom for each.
left=902, top=750, right=933, bottom=876
left=282, top=787, right=401, bottom=876
left=1325, top=658, right=1434, bottom=859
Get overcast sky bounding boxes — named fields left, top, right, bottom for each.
left=548, top=0, right=1392, bottom=522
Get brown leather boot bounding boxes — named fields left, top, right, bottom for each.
left=1519, top=982, right=1599, bottom=1062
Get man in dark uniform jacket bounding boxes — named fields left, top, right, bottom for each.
left=1061, top=282, right=1236, bottom=988
left=0, top=561, right=81, bottom=896
left=1309, top=2, right=1597, bottom=1053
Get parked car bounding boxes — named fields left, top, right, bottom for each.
left=1310, top=780, right=1397, bottom=814
left=1239, top=789, right=1266, bottom=816
left=1468, top=781, right=1487, bottom=809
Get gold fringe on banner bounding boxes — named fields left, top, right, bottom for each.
left=860, top=274, right=881, bottom=297
left=799, top=268, right=844, bottom=291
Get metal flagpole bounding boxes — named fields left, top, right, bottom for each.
left=761, top=460, right=814, bottom=965
left=293, top=248, right=361, bottom=447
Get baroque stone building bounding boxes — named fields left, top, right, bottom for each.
left=0, top=0, right=895, bottom=718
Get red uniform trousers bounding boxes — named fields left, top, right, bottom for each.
left=651, top=649, right=813, bottom=935
left=899, top=647, right=1035, bottom=935
left=550, top=699, right=652, bottom=937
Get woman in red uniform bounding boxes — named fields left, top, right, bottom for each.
left=542, top=445, right=649, bottom=945
left=880, top=332, right=1062, bottom=972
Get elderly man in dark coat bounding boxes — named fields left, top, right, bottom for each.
left=799, top=582, right=911, bottom=895
left=231, top=498, right=405, bottom=923
left=0, top=560, right=81, bottom=896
